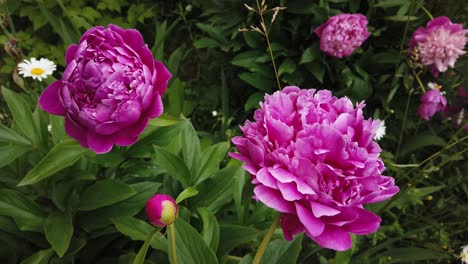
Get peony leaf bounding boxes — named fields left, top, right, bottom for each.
left=154, top=145, right=191, bottom=187
left=18, top=140, right=90, bottom=186
left=19, top=248, right=54, bottom=264
left=111, top=216, right=167, bottom=252
left=168, top=218, right=218, bottom=264
left=0, top=189, right=45, bottom=232
left=176, top=187, right=199, bottom=204
left=194, top=142, right=230, bottom=184
left=0, top=144, right=32, bottom=169
left=44, top=211, right=73, bottom=257
left=79, top=179, right=137, bottom=211
left=260, top=235, right=304, bottom=264
left=218, top=224, right=259, bottom=257
left=198, top=207, right=220, bottom=253
left=133, top=229, right=159, bottom=264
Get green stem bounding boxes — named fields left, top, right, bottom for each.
left=252, top=214, right=281, bottom=264
left=417, top=1, right=434, bottom=20
left=255, top=0, right=281, bottom=91
left=410, top=65, right=426, bottom=93
left=395, top=89, right=413, bottom=161
left=169, top=223, right=178, bottom=264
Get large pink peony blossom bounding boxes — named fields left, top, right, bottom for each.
left=315, top=14, right=371, bottom=58
left=230, top=87, right=399, bottom=251
left=39, top=25, right=171, bottom=153
left=409, top=16, right=468, bottom=77
left=418, top=87, right=447, bottom=120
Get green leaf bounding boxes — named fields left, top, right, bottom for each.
left=0, top=189, right=45, bottom=232
left=193, top=166, right=237, bottom=213
left=231, top=51, right=264, bottom=69
left=20, top=248, right=54, bottom=264
left=196, top=23, right=226, bottom=43
left=2, top=87, right=38, bottom=144
left=78, top=182, right=161, bottom=230
left=309, top=63, right=325, bottom=83
left=169, top=218, right=218, bottom=264
left=400, top=135, right=446, bottom=157
left=0, top=124, right=31, bottom=145
left=218, top=224, right=259, bottom=257
left=300, top=43, right=320, bottom=64
left=244, top=92, right=265, bottom=111
left=149, top=114, right=183, bottom=127
left=261, top=234, right=303, bottom=264
left=133, top=230, right=159, bottom=264
left=181, top=121, right=201, bottom=173
left=154, top=146, right=191, bottom=187
left=375, top=0, right=407, bottom=8
left=194, top=142, right=230, bottom=184
left=112, top=216, right=167, bottom=252
left=44, top=211, right=73, bottom=257
left=0, top=144, right=32, bottom=168
left=193, top=38, right=219, bottom=49
left=278, top=58, right=296, bottom=77
left=176, top=187, right=199, bottom=204
left=334, top=248, right=353, bottom=264
left=238, top=72, right=275, bottom=92
left=79, top=179, right=137, bottom=211
left=380, top=247, right=451, bottom=262
left=198, top=208, right=220, bottom=253
left=413, top=185, right=444, bottom=198
left=49, top=115, right=68, bottom=144
left=18, top=140, right=90, bottom=186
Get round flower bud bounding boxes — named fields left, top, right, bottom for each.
left=145, top=194, right=178, bottom=227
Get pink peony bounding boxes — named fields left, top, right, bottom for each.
left=418, top=88, right=447, bottom=120
left=230, top=87, right=399, bottom=251
left=409, top=16, right=468, bottom=77
left=315, top=14, right=371, bottom=58
left=145, top=194, right=178, bottom=227
left=39, top=25, right=171, bottom=153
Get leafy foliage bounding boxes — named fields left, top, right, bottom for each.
left=0, top=0, right=466, bottom=263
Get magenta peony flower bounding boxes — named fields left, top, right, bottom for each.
left=230, top=87, right=399, bottom=251
left=39, top=25, right=171, bottom=153
left=409, top=16, right=468, bottom=77
left=315, top=14, right=370, bottom=58
left=418, top=85, right=447, bottom=120
left=145, top=194, right=178, bottom=227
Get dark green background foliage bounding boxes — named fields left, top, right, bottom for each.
left=0, top=0, right=467, bottom=263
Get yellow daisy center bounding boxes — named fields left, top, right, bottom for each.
left=31, top=68, right=45, bottom=76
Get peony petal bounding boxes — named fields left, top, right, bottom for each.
left=280, top=214, right=304, bottom=241
left=311, top=225, right=352, bottom=251
left=64, top=117, right=88, bottom=148
left=39, top=81, right=66, bottom=115
left=277, top=182, right=303, bottom=201
left=87, top=132, right=114, bottom=154
left=295, top=202, right=325, bottom=237
left=147, top=93, right=164, bottom=119
left=255, top=168, right=278, bottom=189
left=254, top=185, right=295, bottom=213
left=342, top=208, right=381, bottom=235
left=65, top=44, right=79, bottom=65
left=153, top=60, right=172, bottom=94
left=310, top=201, right=341, bottom=218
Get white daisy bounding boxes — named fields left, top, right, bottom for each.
left=374, top=120, right=386, bottom=141
left=212, top=110, right=218, bottom=117
left=427, top=82, right=442, bottom=90
left=17, top=57, right=56, bottom=81
left=461, top=245, right=468, bottom=264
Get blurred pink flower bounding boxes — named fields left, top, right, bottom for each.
left=230, top=87, right=399, bottom=251
left=418, top=86, right=447, bottom=120
left=409, top=16, right=467, bottom=77
left=315, top=14, right=370, bottom=58
left=39, top=25, right=171, bottom=153
left=145, top=194, right=178, bottom=227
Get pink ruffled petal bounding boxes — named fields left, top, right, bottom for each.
left=39, top=81, right=66, bottom=115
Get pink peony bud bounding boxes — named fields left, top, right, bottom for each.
left=145, top=194, right=178, bottom=227
left=418, top=88, right=447, bottom=120
left=315, top=14, right=370, bottom=58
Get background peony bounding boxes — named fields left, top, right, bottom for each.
left=418, top=88, right=447, bottom=120
left=39, top=24, right=171, bottom=153
left=230, top=87, right=399, bottom=251
left=409, top=16, right=467, bottom=78
left=315, top=14, right=370, bottom=58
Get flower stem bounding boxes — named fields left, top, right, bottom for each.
left=252, top=214, right=281, bottom=264
left=417, top=2, right=434, bottom=20
left=410, top=66, right=426, bottom=93
left=255, top=0, right=282, bottom=91
left=168, top=223, right=178, bottom=264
